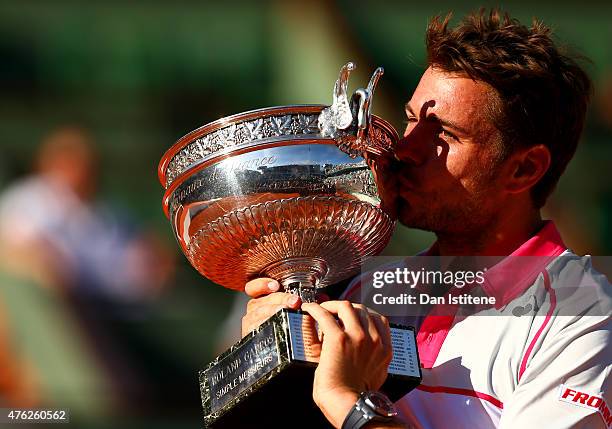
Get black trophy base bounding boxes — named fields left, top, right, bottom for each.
left=206, top=361, right=331, bottom=428
left=199, top=309, right=421, bottom=428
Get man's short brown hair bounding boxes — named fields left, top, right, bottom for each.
left=426, top=9, right=592, bottom=208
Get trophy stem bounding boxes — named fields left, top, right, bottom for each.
left=259, top=257, right=329, bottom=303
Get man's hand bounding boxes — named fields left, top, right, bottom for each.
left=302, top=301, right=393, bottom=428
left=241, top=278, right=301, bottom=338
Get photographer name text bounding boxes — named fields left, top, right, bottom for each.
left=369, top=267, right=496, bottom=306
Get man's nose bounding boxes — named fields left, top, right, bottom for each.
left=395, top=131, right=430, bottom=166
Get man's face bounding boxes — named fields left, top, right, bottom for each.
left=395, top=66, right=504, bottom=236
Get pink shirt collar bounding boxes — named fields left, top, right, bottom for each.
left=482, top=220, right=567, bottom=308
left=424, top=220, right=567, bottom=309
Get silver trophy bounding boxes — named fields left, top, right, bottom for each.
left=158, top=63, right=421, bottom=428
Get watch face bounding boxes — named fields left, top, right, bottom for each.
left=364, top=392, right=398, bottom=417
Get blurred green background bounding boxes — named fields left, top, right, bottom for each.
left=0, top=1, right=610, bottom=428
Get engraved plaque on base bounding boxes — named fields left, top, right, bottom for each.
left=200, top=309, right=421, bottom=428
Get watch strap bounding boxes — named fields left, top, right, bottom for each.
left=342, top=399, right=368, bottom=429
left=342, top=392, right=394, bottom=429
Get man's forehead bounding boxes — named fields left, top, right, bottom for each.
left=407, top=67, right=493, bottom=127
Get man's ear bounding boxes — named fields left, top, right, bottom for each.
left=503, top=144, right=551, bottom=194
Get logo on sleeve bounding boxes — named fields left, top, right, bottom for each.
left=558, top=385, right=611, bottom=427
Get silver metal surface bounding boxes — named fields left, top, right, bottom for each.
left=159, top=62, right=398, bottom=301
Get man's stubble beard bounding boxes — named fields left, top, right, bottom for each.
left=397, top=169, right=502, bottom=245
left=398, top=192, right=494, bottom=236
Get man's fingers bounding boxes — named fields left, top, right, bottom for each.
left=319, top=300, right=363, bottom=334
left=245, top=278, right=280, bottom=298
left=353, top=303, right=378, bottom=344
left=370, top=313, right=392, bottom=362
left=242, top=292, right=301, bottom=338
left=356, top=306, right=391, bottom=351
left=246, top=292, right=301, bottom=313
left=317, top=302, right=392, bottom=353
left=242, top=303, right=289, bottom=337
left=301, top=302, right=343, bottom=338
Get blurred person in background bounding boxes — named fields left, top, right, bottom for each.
left=0, top=126, right=173, bottom=301
left=0, top=126, right=174, bottom=418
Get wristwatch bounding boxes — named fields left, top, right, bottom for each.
left=341, top=391, right=398, bottom=429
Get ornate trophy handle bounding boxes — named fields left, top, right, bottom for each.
left=331, top=62, right=355, bottom=130
left=318, top=62, right=391, bottom=158
left=355, top=66, right=384, bottom=141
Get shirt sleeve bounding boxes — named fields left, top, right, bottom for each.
left=340, top=274, right=362, bottom=301
left=499, top=313, right=611, bottom=429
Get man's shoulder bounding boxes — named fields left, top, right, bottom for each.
left=548, top=250, right=609, bottom=285
left=547, top=251, right=611, bottom=308
left=541, top=251, right=611, bottom=335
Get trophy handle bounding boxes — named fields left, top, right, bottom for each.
left=332, top=62, right=356, bottom=130
left=318, top=63, right=391, bottom=158
left=355, top=66, right=384, bottom=142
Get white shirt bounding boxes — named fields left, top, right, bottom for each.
left=343, top=222, right=611, bottom=428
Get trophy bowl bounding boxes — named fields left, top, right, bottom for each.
left=158, top=63, right=397, bottom=302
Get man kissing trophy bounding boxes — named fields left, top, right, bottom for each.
left=158, top=62, right=421, bottom=428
